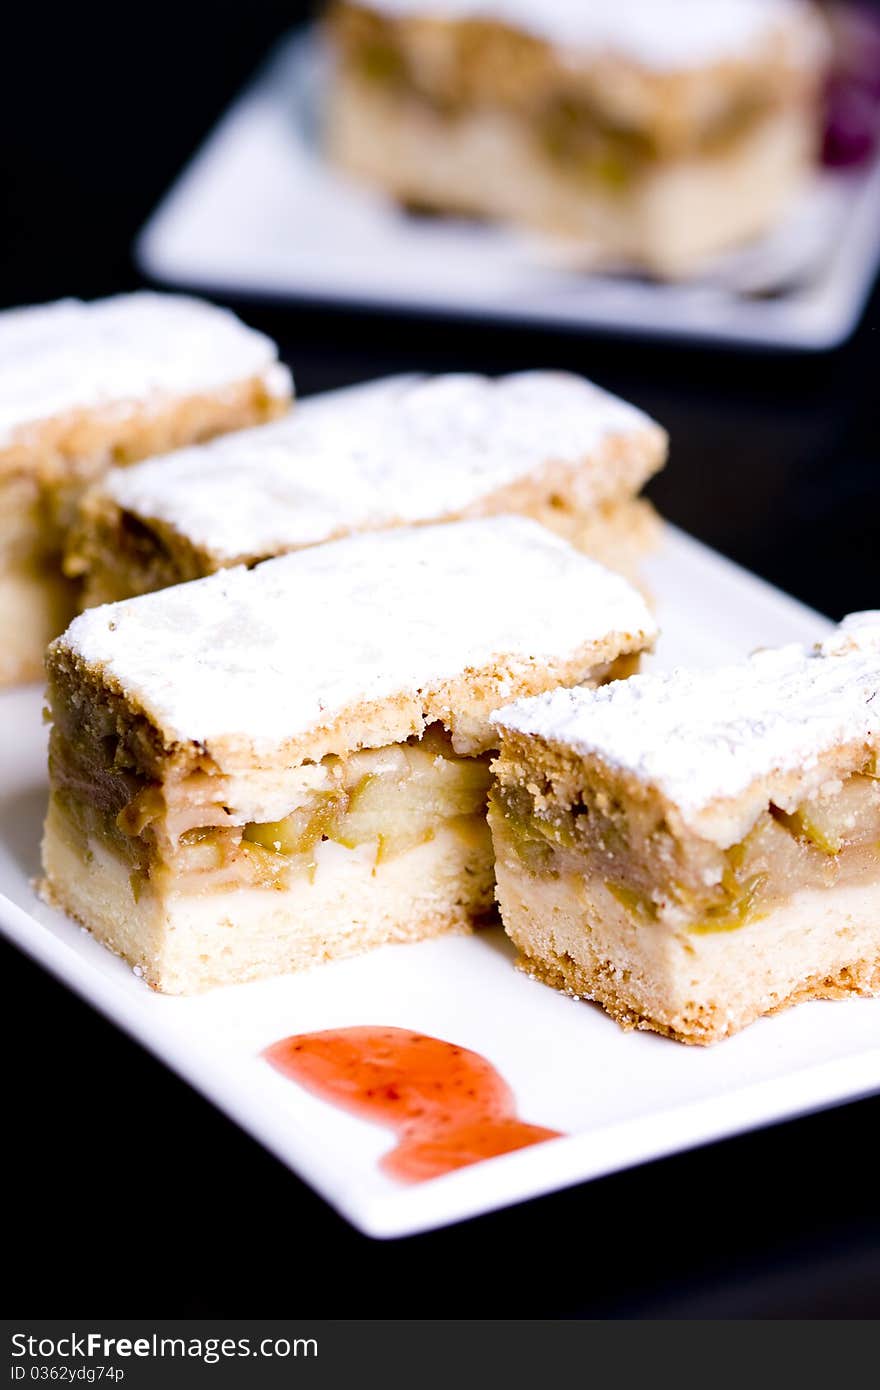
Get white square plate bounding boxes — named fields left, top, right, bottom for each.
left=3, top=525, right=879, bottom=1238
left=136, top=31, right=880, bottom=351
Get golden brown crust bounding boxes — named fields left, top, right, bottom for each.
left=516, top=942, right=880, bottom=1046
left=1, top=374, right=291, bottom=687
left=66, top=425, right=665, bottom=608
left=0, top=373, right=289, bottom=485
left=462, top=424, right=666, bottom=518
left=45, top=632, right=649, bottom=789
left=46, top=644, right=176, bottom=784
left=496, top=717, right=880, bottom=856
left=66, top=489, right=214, bottom=606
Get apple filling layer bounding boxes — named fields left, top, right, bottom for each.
left=51, top=722, right=494, bottom=898
left=239, top=730, right=493, bottom=881
left=332, top=6, right=791, bottom=179
left=492, top=763, right=880, bottom=936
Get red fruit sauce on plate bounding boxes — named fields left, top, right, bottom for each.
left=263, top=1025, right=562, bottom=1183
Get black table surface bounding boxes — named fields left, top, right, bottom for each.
left=3, top=2, right=879, bottom=1319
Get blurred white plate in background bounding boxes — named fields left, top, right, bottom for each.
left=137, top=30, right=880, bottom=351
left=5, top=526, right=880, bottom=1239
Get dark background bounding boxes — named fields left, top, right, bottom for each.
left=2, top=2, right=879, bottom=1317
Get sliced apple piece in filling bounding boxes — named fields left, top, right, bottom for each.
left=242, top=733, right=492, bottom=864
left=243, top=790, right=349, bottom=857
left=773, top=774, right=880, bottom=855
left=334, top=743, right=491, bottom=853
left=691, top=874, right=769, bottom=934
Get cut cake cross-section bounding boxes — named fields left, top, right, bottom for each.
left=42, top=515, right=656, bottom=993
left=326, top=0, right=829, bottom=276
left=490, top=613, right=880, bottom=1044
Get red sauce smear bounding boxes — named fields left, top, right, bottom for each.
left=264, top=1025, right=562, bottom=1183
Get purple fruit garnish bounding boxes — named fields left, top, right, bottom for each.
left=823, top=3, right=880, bottom=167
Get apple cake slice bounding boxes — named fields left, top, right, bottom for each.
left=490, top=613, right=880, bottom=1043
left=42, top=516, right=655, bottom=993
left=0, top=292, right=291, bottom=686
left=67, top=370, right=666, bottom=607
left=326, top=0, right=828, bottom=277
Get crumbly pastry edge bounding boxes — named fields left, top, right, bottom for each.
left=515, top=943, right=880, bottom=1046
left=491, top=838, right=880, bottom=1045
left=492, top=617, right=880, bottom=847
left=65, top=416, right=666, bottom=599
left=492, top=722, right=880, bottom=854
left=0, top=291, right=293, bottom=459
left=45, top=631, right=652, bottom=776
left=0, top=369, right=293, bottom=483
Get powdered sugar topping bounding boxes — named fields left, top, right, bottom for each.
left=58, top=516, right=656, bottom=753
left=0, top=293, right=291, bottom=446
left=493, top=613, right=880, bottom=825
left=100, top=371, right=662, bottom=562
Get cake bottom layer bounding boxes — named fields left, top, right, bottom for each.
left=328, top=77, right=815, bottom=277
left=493, top=854, right=880, bottom=1044
left=0, top=563, right=78, bottom=686
left=42, top=797, right=496, bottom=993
